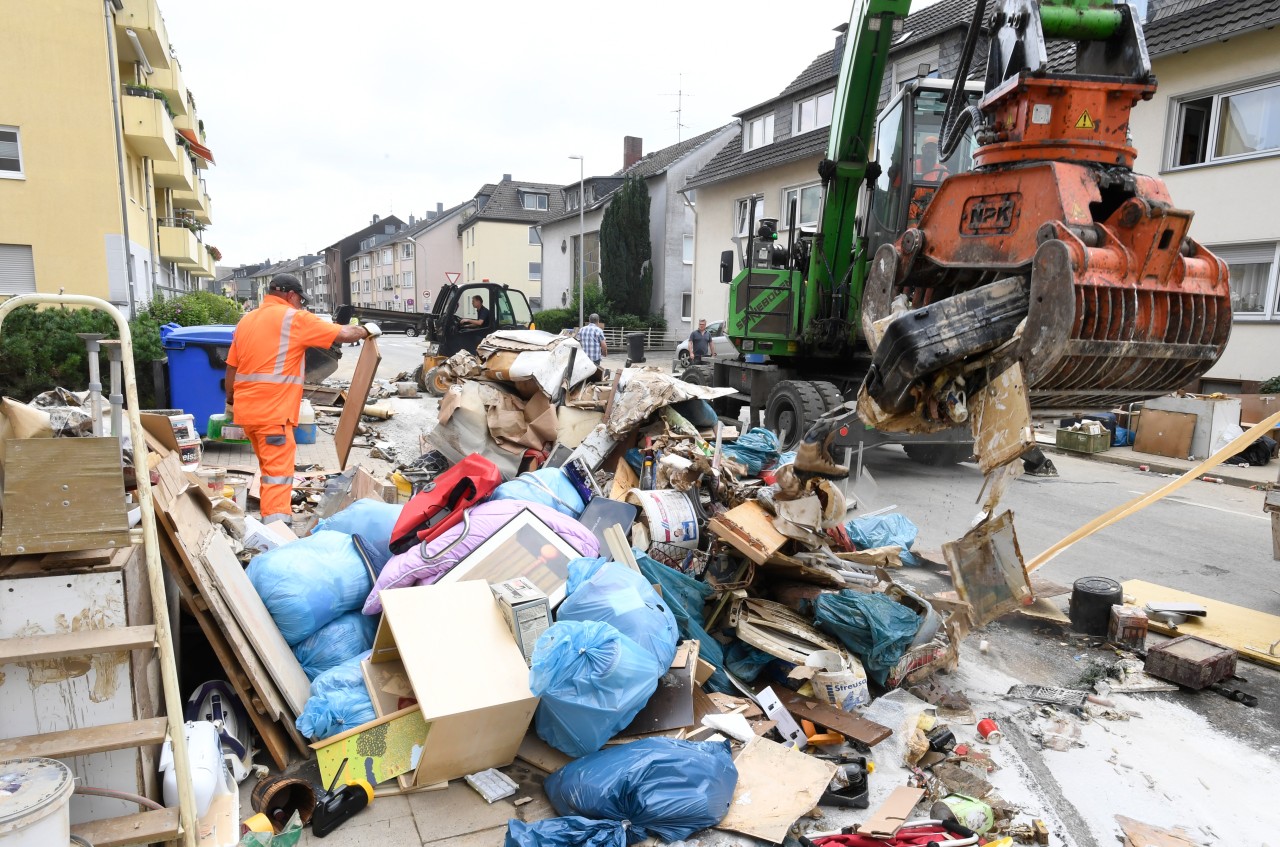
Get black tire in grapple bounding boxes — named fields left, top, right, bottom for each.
left=903, top=443, right=973, bottom=466
left=765, top=380, right=828, bottom=451
left=679, top=364, right=713, bottom=387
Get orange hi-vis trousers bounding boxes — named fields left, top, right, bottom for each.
left=243, top=423, right=295, bottom=522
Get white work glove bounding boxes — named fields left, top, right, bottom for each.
left=364, top=322, right=382, bottom=338
left=224, top=402, right=234, bottom=421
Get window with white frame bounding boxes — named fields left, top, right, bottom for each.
left=529, top=261, right=541, bottom=280
left=401, top=271, right=414, bottom=288
left=783, top=183, right=823, bottom=229
left=735, top=197, right=765, bottom=237
left=529, top=226, right=541, bottom=245
left=360, top=256, right=370, bottom=270
left=795, top=90, right=835, bottom=135
left=683, top=235, right=694, bottom=264
left=521, top=192, right=549, bottom=211
left=743, top=114, right=775, bottom=152
left=0, top=127, right=23, bottom=178
left=1172, top=79, right=1280, bottom=168
left=349, top=260, right=358, bottom=274
left=0, top=244, right=36, bottom=294
left=1214, top=242, right=1280, bottom=319
left=681, top=292, right=692, bottom=321
left=381, top=248, right=392, bottom=265
left=401, top=243, right=413, bottom=259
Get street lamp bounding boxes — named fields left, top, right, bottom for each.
left=568, top=154, right=585, bottom=330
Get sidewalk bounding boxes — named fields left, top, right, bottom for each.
left=1036, top=431, right=1277, bottom=489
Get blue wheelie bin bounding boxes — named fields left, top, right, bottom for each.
left=160, top=323, right=237, bottom=436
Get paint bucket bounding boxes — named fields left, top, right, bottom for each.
left=176, top=434, right=202, bottom=471
left=1069, top=576, right=1123, bottom=636
left=931, top=794, right=994, bottom=834
left=396, top=381, right=419, bottom=398
left=626, top=488, right=701, bottom=549
left=250, top=774, right=316, bottom=832
left=976, top=717, right=1003, bottom=744
left=805, top=649, right=870, bottom=711
left=196, top=468, right=227, bottom=495
left=225, top=476, right=248, bottom=512
left=0, top=757, right=75, bottom=846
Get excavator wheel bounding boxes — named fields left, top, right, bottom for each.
left=422, top=366, right=452, bottom=398
left=765, top=381, right=828, bottom=452
left=679, top=364, right=713, bottom=387
left=809, top=380, right=850, bottom=464
left=903, top=443, right=973, bottom=466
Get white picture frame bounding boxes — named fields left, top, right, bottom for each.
left=434, top=508, right=586, bottom=607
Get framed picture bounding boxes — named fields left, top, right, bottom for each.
left=435, top=508, right=585, bottom=606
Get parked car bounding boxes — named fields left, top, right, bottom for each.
left=675, top=320, right=737, bottom=369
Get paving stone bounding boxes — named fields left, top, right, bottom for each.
left=296, top=813, right=422, bottom=847
left=407, top=781, right=517, bottom=843
left=421, top=827, right=507, bottom=847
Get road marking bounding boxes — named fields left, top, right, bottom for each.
left=1127, top=491, right=1268, bottom=522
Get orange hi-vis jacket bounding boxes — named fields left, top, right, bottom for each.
left=226, top=294, right=341, bottom=426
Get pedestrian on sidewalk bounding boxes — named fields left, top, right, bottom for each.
left=577, top=313, right=607, bottom=366
left=689, top=318, right=713, bottom=364
left=225, top=274, right=379, bottom=524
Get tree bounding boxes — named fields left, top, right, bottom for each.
left=599, top=175, right=652, bottom=316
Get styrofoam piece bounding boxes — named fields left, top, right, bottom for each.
left=464, top=768, right=519, bottom=804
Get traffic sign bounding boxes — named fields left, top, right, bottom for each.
left=445, top=272, right=461, bottom=284
left=407, top=299, right=414, bottom=306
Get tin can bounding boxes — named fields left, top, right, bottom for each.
left=976, top=718, right=1003, bottom=744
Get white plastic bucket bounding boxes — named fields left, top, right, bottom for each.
left=626, top=488, right=699, bottom=550
left=0, top=757, right=75, bottom=846
left=806, top=649, right=870, bottom=711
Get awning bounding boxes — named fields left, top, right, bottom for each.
left=177, top=128, right=215, bottom=165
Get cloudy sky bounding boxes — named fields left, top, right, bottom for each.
left=162, top=0, right=874, bottom=268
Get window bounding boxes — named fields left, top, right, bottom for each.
left=783, top=183, right=823, bottom=229
left=529, top=261, right=541, bottom=280
left=381, top=248, right=392, bottom=265
left=735, top=196, right=765, bottom=237
left=0, top=127, right=23, bottom=178
left=743, top=114, right=774, bottom=152
left=401, top=243, right=413, bottom=259
left=0, top=244, right=36, bottom=294
left=683, top=234, right=694, bottom=264
left=360, top=256, right=370, bottom=270
left=1172, top=80, right=1280, bottom=168
left=401, top=271, right=414, bottom=288
left=521, top=192, right=549, bottom=211
left=1214, top=242, right=1280, bottom=319
left=529, top=226, right=541, bottom=245
left=349, top=260, right=358, bottom=274
left=681, top=292, right=692, bottom=321
left=795, top=90, right=835, bottom=135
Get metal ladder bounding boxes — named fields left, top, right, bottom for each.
left=0, top=293, right=197, bottom=847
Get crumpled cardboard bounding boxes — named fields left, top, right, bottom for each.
left=606, top=369, right=735, bottom=437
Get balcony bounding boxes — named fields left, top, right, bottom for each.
left=192, top=246, right=215, bottom=279
left=115, top=0, right=171, bottom=70
left=158, top=222, right=200, bottom=267
left=173, top=181, right=211, bottom=224
left=121, top=91, right=177, bottom=163
left=152, top=151, right=194, bottom=192
left=149, top=62, right=187, bottom=117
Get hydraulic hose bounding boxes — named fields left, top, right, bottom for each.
left=74, top=784, right=165, bottom=811
left=939, top=0, right=988, bottom=162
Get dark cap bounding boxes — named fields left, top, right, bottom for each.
left=269, top=273, right=304, bottom=296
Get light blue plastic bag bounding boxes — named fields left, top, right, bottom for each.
left=529, top=620, right=664, bottom=758
left=247, top=530, right=372, bottom=645
left=504, top=817, right=626, bottom=847
left=491, top=468, right=584, bottom=518
left=721, top=427, right=781, bottom=475
left=845, top=512, right=921, bottom=566
left=292, top=611, right=378, bottom=681
left=558, top=558, right=679, bottom=669
left=314, top=499, right=402, bottom=574
left=295, top=652, right=375, bottom=741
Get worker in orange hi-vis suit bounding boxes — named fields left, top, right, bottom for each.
left=225, top=274, right=380, bottom=524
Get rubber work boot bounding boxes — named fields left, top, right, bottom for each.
left=1022, top=446, right=1059, bottom=477
left=794, top=417, right=849, bottom=478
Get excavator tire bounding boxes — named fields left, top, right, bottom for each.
left=903, top=443, right=973, bottom=466
left=810, top=380, right=847, bottom=413
left=765, top=380, right=827, bottom=452
left=679, top=364, right=713, bottom=387
left=422, top=366, right=452, bottom=398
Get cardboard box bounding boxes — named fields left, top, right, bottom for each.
left=369, top=582, right=539, bottom=787
left=241, top=515, right=297, bottom=554
left=490, top=577, right=551, bottom=665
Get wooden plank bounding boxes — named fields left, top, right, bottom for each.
left=775, top=688, right=891, bottom=746
left=335, top=336, right=381, bottom=469
left=1115, top=815, right=1202, bottom=847
left=1122, top=580, right=1280, bottom=670
left=38, top=548, right=116, bottom=568
left=0, top=625, right=154, bottom=663
left=707, top=501, right=787, bottom=565
left=516, top=729, right=574, bottom=774
left=0, top=717, right=168, bottom=760
left=197, top=531, right=311, bottom=716
left=716, top=737, right=837, bottom=843
left=70, top=807, right=180, bottom=847
left=0, top=437, right=131, bottom=555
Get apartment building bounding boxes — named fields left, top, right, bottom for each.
left=321, top=214, right=404, bottom=309
left=0, top=0, right=219, bottom=314
left=459, top=176, right=566, bottom=309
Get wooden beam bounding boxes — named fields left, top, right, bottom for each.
left=71, top=808, right=180, bottom=847
left=775, top=689, right=891, bottom=746
left=0, top=717, right=168, bottom=760
left=0, top=625, right=155, bottom=663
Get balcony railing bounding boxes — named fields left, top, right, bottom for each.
left=121, top=91, right=177, bottom=163
left=158, top=222, right=200, bottom=267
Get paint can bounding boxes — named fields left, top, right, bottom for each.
left=976, top=717, right=1003, bottom=744
left=1068, top=576, right=1123, bottom=636
left=931, top=794, right=995, bottom=834
left=0, top=757, right=74, bottom=847
left=626, top=488, right=701, bottom=549
left=805, top=649, right=870, bottom=711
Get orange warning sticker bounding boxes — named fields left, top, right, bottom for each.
left=1075, top=110, right=1096, bottom=130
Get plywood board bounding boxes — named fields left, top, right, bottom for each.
left=716, top=737, right=837, bottom=843
left=311, top=705, right=430, bottom=788
left=619, top=641, right=698, bottom=736
left=1116, top=815, right=1202, bottom=847
left=1133, top=409, right=1195, bottom=459
left=197, top=531, right=310, bottom=716
left=708, top=501, right=788, bottom=565
left=1122, top=580, right=1280, bottom=670
left=942, top=510, right=1034, bottom=627
left=1, top=437, right=130, bottom=555
left=335, top=336, right=381, bottom=469
left=775, top=689, right=891, bottom=746
left=516, top=730, right=574, bottom=774
left=970, top=363, right=1034, bottom=474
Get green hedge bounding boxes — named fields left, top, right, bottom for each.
left=1261, top=375, right=1280, bottom=393
left=143, top=290, right=242, bottom=327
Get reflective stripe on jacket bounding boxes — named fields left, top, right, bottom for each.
left=227, top=294, right=341, bottom=425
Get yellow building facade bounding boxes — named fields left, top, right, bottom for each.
left=0, top=0, right=216, bottom=313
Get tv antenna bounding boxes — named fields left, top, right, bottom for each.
left=660, top=73, right=694, bottom=142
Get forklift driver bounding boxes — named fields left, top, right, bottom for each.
left=460, top=294, right=491, bottom=328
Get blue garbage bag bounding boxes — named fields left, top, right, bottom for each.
left=721, top=427, right=781, bottom=475
left=671, top=398, right=718, bottom=429
left=813, top=590, right=921, bottom=685
left=295, top=652, right=375, bottom=741
left=292, top=611, right=378, bottom=681
left=845, top=512, right=921, bottom=566
left=635, top=553, right=732, bottom=693
left=247, top=530, right=373, bottom=644
left=558, top=559, right=679, bottom=669
left=544, top=738, right=738, bottom=844
left=504, top=817, right=626, bottom=847
left=724, top=639, right=775, bottom=682
left=491, top=468, right=585, bottom=518
left=529, top=620, right=664, bottom=758
left=314, top=499, right=402, bottom=575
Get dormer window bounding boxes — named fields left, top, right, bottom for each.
left=519, top=190, right=549, bottom=211
left=795, top=89, right=835, bottom=135
left=744, top=114, right=775, bottom=152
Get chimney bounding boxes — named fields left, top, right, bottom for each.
left=502, top=173, right=512, bottom=182
left=372, top=213, right=380, bottom=224
left=624, top=136, right=643, bottom=170
left=409, top=215, right=416, bottom=225
left=436, top=202, right=444, bottom=214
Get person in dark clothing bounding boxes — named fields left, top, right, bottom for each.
left=689, top=318, right=713, bottom=363
left=461, top=294, right=490, bottom=328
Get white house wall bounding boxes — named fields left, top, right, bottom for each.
left=1129, top=28, right=1280, bottom=384
left=540, top=207, right=606, bottom=311
left=414, top=213, right=465, bottom=309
